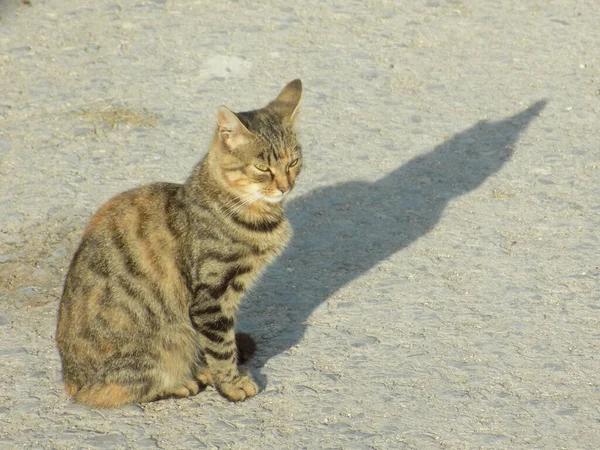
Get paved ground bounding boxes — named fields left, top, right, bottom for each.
left=1, top=0, right=599, bottom=448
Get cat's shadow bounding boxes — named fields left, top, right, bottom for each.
left=243, top=100, right=547, bottom=388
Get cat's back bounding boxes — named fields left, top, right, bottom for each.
left=56, top=182, right=205, bottom=407
left=57, top=182, right=190, bottom=333
left=83, top=182, right=181, bottom=238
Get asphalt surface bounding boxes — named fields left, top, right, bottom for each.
left=1, top=0, right=599, bottom=448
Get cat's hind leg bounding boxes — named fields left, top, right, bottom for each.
left=72, top=383, right=136, bottom=408
left=72, top=376, right=202, bottom=406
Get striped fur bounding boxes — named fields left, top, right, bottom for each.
left=56, top=80, right=303, bottom=407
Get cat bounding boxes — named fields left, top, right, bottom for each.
left=56, top=79, right=303, bottom=408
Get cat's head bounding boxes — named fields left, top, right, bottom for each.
left=211, top=79, right=303, bottom=206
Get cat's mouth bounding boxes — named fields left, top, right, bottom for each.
left=262, top=192, right=287, bottom=204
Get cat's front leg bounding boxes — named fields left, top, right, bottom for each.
left=190, top=303, right=258, bottom=401
left=214, top=366, right=258, bottom=402
left=199, top=327, right=258, bottom=402
left=194, top=332, right=257, bottom=387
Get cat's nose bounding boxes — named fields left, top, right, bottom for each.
left=276, top=179, right=289, bottom=193
left=275, top=175, right=290, bottom=194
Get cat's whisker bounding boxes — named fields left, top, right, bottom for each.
left=221, top=193, right=251, bottom=208
left=221, top=192, right=260, bottom=218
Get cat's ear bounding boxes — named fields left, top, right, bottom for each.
left=269, top=79, right=302, bottom=124
left=217, top=106, right=252, bottom=150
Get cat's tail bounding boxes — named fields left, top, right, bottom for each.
left=67, top=382, right=136, bottom=408
left=235, top=332, right=256, bottom=365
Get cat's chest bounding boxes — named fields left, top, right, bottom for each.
left=191, top=219, right=291, bottom=272
left=250, top=218, right=292, bottom=255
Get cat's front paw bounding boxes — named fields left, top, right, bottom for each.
left=172, top=379, right=200, bottom=398
left=216, top=370, right=258, bottom=402
left=195, top=365, right=213, bottom=387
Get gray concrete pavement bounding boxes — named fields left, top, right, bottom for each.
left=1, top=0, right=599, bottom=448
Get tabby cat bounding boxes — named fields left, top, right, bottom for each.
left=56, top=80, right=303, bottom=408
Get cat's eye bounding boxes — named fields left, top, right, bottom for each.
left=254, top=164, right=270, bottom=172
left=288, top=159, right=299, bottom=168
